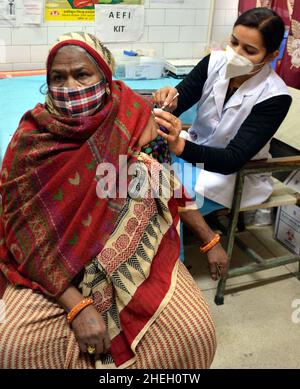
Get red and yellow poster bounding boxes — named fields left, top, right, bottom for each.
left=45, top=1, right=143, bottom=22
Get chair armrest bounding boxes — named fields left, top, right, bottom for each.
left=240, top=156, right=300, bottom=175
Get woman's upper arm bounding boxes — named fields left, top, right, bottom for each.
left=138, top=114, right=159, bottom=148
left=178, top=94, right=292, bottom=175
left=173, top=54, right=210, bottom=116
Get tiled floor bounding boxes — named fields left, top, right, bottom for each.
left=185, top=224, right=300, bottom=369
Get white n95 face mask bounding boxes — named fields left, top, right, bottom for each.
left=224, top=45, right=265, bottom=79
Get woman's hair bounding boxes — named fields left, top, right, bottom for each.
left=234, top=7, right=285, bottom=54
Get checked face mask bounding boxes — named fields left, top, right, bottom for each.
left=49, top=79, right=108, bottom=117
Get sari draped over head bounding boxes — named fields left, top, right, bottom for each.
left=0, top=32, right=191, bottom=368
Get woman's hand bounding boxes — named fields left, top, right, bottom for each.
left=71, top=304, right=110, bottom=355
left=206, top=243, right=228, bottom=281
left=57, top=285, right=110, bottom=355
left=153, top=87, right=179, bottom=112
left=153, top=109, right=186, bottom=155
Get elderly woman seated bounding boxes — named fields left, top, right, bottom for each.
left=0, top=32, right=227, bottom=369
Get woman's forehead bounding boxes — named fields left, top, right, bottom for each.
left=52, top=46, right=90, bottom=63
left=232, top=25, right=264, bottom=49
left=51, top=45, right=100, bottom=71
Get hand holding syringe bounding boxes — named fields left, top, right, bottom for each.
left=161, top=92, right=180, bottom=111
left=153, top=88, right=179, bottom=112
left=152, top=92, right=179, bottom=134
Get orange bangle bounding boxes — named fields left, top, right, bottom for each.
left=200, top=234, right=221, bottom=253
left=67, top=297, right=93, bottom=325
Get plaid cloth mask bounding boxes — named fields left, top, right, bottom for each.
left=49, top=79, right=107, bottom=117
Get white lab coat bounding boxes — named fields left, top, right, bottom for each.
left=180, top=50, right=290, bottom=209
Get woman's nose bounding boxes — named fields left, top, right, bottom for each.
left=65, top=77, right=78, bottom=88
left=234, top=46, right=244, bottom=56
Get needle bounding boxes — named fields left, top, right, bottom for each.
left=152, top=92, right=179, bottom=111
left=161, top=92, right=179, bottom=110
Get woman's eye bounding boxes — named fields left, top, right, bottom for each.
left=231, top=41, right=238, bottom=46
left=78, top=73, right=88, bottom=79
left=52, top=75, right=62, bottom=82
left=245, top=49, right=257, bottom=55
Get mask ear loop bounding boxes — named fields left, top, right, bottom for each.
left=248, top=56, right=267, bottom=75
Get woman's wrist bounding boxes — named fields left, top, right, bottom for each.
left=170, top=137, right=186, bottom=156
left=67, top=297, right=93, bottom=325
left=57, top=285, right=85, bottom=313
left=200, top=234, right=221, bottom=253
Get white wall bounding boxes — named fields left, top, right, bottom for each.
left=212, top=0, right=239, bottom=49
left=0, top=0, right=239, bottom=71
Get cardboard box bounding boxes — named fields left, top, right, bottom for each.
left=274, top=170, right=300, bottom=255
left=275, top=204, right=300, bottom=255
left=114, top=56, right=164, bottom=80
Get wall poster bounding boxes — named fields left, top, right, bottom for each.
left=45, top=0, right=144, bottom=22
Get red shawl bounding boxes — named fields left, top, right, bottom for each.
left=0, top=81, right=152, bottom=298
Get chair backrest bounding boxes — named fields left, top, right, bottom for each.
left=221, top=84, right=300, bottom=215
left=274, top=87, right=300, bottom=151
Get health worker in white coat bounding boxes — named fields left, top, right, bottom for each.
left=153, top=7, right=292, bottom=216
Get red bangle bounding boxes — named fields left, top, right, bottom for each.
left=200, top=234, right=221, bottom=253
left=67, top=297, right=93, bottom=325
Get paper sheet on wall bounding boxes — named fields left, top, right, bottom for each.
left=95, top=4, right=144, bottom=42
left=17, top=0, right=43, bottom=25
left=0, top=0, right=16, bottom=26
left=97, top=1, right=144, bottom=3
left=44, top=1, right=144, bottom=22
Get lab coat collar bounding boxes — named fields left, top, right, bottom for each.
left=213, top=77, right=230, bottom=119
left=213, top=64, right=271, bottom=118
